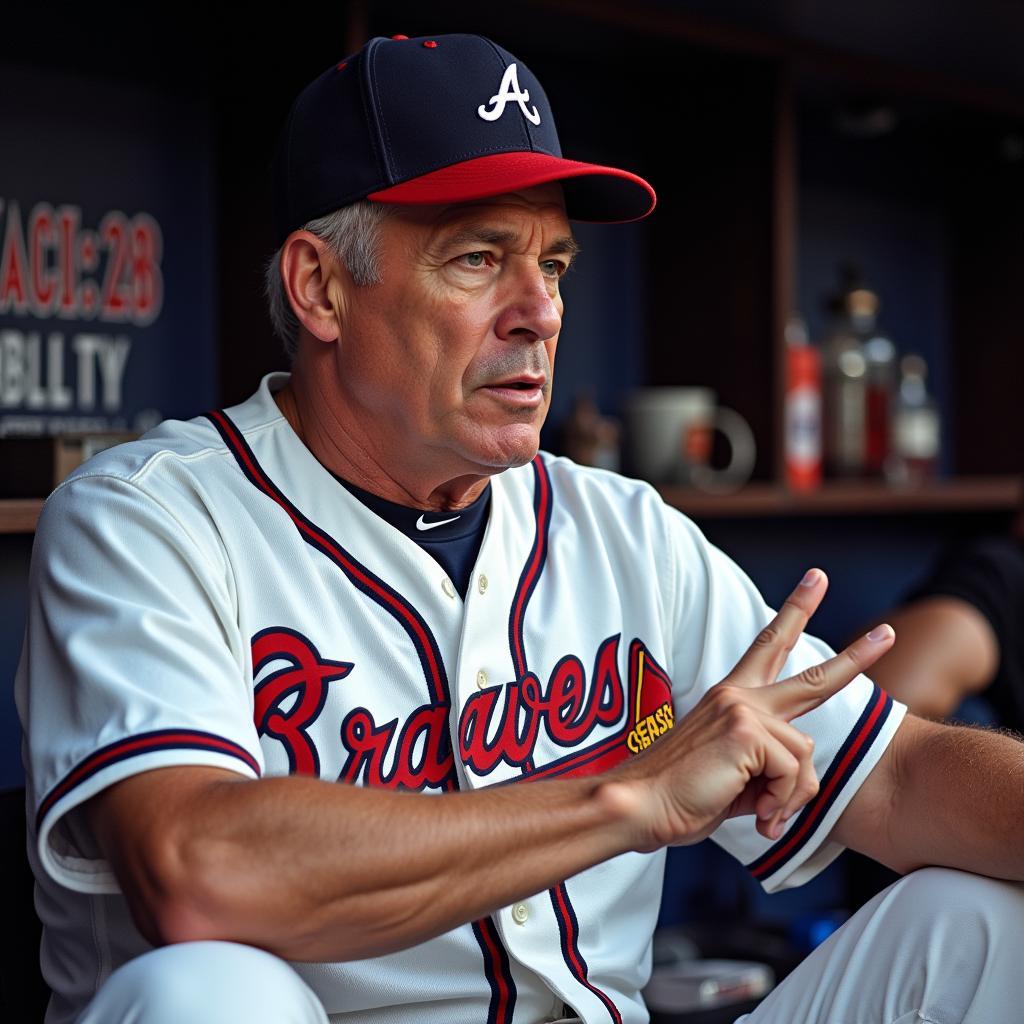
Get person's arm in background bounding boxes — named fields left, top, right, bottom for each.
left=867, top=596, right=999, bottom=720
left=853, top=518, right=1024, bottom=722
left=834, top=514, right=1024, bottom=878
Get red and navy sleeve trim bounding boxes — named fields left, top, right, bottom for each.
left=36, top=728, right=260, bottom=830
left=747, top=684, right=894, bottom=881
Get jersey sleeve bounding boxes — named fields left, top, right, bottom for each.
left=662, top=504, right=906, bottom=893
left=16, top=472, right=264, bottom=896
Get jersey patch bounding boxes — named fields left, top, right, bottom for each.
left=522, top=638, right=674, bottom=782
left=625, top=642, right=676, bottom=755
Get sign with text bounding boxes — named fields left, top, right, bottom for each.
left=0, top=62, right=217, bottom=436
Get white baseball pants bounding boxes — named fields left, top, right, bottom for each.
left=73, top=940, right=329, bottom=1023
left=736, top=866, right=1024, bottom=1024
left=75, top=867, right=1024, bottom=1023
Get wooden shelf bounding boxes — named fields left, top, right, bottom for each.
left=5, top=477, right=1017, bottom=535
left=0, top=499, right=44, bottom=535
left=660, top=475, right=1022, bottom=519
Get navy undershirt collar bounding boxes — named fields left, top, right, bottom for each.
left=332, top=474, right=491, bottom=599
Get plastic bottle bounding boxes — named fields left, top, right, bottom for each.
left=784, top=314, right=822, bottom=491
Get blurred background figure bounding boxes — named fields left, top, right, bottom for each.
left=865, top=491, right=1024, bottom=728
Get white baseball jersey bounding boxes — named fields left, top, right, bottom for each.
left=16, top=371, right=906, bottom=1024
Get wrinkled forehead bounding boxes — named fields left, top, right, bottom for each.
left=387, top=183, right=575, bottom=250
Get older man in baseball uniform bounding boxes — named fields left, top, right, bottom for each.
left=16, top=32, right=1024, bottom=1024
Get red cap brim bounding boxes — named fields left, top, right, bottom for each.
left=368, top=152, right=656, bottom=223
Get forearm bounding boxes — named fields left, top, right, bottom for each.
left=93, top=571, right=891, bottom=962
left=94, top=768, right=631, bottom=961
left=889, top=718, right=1024, bottom=879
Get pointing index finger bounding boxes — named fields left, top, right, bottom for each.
left=729, top=569, right=827, bottom=688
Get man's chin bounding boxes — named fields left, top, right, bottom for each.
left=478, top=446, right=540, bottom=472
left=463, top=427, right=541, bottom=472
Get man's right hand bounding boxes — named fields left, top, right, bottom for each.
left=85, top=567, right=894, bottom=962
left=599, top=568, right=895, bottom=853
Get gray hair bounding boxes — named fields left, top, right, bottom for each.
left=263, top=201, right=395, bottom=359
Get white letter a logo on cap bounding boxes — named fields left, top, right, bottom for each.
left=478, top=64, right=541, bottom=125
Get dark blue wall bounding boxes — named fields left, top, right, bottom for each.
left=0, top=58, right=216, bottom=791
left=542, top=217, right=650, bottom=431
left=797, top=106, right=956, bottom=475
left=1, top=536, right=32, bottom=789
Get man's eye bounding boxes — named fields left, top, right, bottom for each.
left=461, top=252, right=487, bottom=268
left=541, top=259, right=567, bottom=277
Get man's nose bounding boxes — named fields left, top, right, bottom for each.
left=493, top=264, right=562, bottom=343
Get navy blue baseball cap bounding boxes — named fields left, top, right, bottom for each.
left=271, top=33, right=656, bottom=248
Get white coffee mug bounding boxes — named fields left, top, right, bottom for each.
left=623, top=387, right=756, bottom=492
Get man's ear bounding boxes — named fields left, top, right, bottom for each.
left=279, top=231, right=347, bottom=344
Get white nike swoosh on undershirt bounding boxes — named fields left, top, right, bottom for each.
left=415, top=514, right=461, bottom=532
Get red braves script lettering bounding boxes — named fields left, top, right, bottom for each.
left=338, top=635, right=675, bottom=789
left=252, top=628, right=353, bottom=776
left=459, top=637, right=624, bottom=774
left=340, top=704, right=454, bottom=791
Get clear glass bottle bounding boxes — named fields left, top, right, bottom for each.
left=885, top=355, right=940, bottom=484
left=823, top=286, right=868, bottom=478
left=863, top=327, right=897, bottom=478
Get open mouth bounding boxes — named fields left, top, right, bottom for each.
left=489, top=376, right=545, bottom=391
left=482, top=379, right=546, bottom=405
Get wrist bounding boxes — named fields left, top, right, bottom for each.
left=592, top=778, right=650, bottom=854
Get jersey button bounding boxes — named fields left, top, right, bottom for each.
left=441, top=577, right=456, bottom=599
left=511, top=901, right=529, bottom=925
left=478, top=573, right=489, bottom=594
left=476, top=670, right=488, bottom=689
